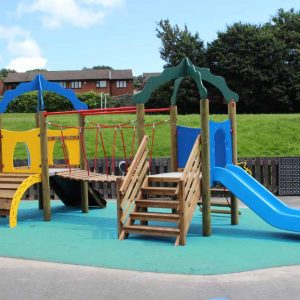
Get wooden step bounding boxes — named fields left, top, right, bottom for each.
left=0, top=173, right=29, bottom=178
left=148, top=176, right=180, bottom=183
left=0, top=199, right=12, bottom=210
left=141, top=187, right=177, bottom=196
left=0, top=178, right=27, bottom=184
left=130, top=212, right=179, bottom=222
left=0, top=183, right=21, bottom=190
left=0, top=189, right=17, bottom=199
left=124, top=225, right=180, bottom=237
left=136, top=199, right=179, bottom=209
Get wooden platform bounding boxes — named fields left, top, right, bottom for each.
left=55, top=170, right=120, bottom=183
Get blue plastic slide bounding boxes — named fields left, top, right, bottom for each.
left=213, top=164, right=300, bottom=233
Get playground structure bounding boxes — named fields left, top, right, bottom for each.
left=1, top=57, right=300, bottom=246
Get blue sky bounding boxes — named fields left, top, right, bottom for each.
left=0, top=0, right=298, bottom=75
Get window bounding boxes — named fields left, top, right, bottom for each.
left=60, top=81, right=67, bottom=88
left=71, top=81, right=82, bottom=89
left=96, top=80, right=107, bottom=88
left=116, top=80, right=127, bottom=88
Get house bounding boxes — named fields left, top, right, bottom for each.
left=1, top=69, right=134, bottom=97
left=142, top=72, right=161, bottom=87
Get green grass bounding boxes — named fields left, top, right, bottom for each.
left=2, top=113, right=300, bottom=159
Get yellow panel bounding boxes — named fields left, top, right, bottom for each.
left=1, top=129, right=41, bottom=174
left=47, top=128, right=80, bottom=166
left=9, top=174, right=41, bottom=228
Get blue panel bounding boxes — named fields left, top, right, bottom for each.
left=177, top=125, right=201, bottom=168
left=209, top=120, right=232, bottom=186
left=0, top=74, right=88, bottom=113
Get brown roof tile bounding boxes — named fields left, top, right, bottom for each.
left=4, top=69, right=133, bottom=83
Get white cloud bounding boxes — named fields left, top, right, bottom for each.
left=7, top=56, right=47, bottom=72
left=0, top=25, right=47, bottom=72
left=17, top=0, right=124, bottom=28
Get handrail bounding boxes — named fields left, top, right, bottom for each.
left=117, top=135, right=150, bottom=238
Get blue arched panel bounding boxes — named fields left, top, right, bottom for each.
left=0, top=74, right=88, bottom=113
left=210, top=120, right=232, bottom=186
left=177, top=125, right=201, bottom=168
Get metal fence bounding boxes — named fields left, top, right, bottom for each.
left=17, top=157, right=300, bottom=199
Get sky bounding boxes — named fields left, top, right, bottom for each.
left=0, top=0, right=298, bottom=75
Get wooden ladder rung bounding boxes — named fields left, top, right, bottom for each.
left=141, top=187, right=177, bottom=195
left=124, top=225, right=179, bottom=237
left=130, top=212, right=179, bottom=222
left=136, top=199, right=179, bottom=209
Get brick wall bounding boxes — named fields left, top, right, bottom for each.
left=110, top=79, right=134, bottom=96
left=1, top=79, right=134, bottom=96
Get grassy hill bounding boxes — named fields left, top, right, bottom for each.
left=2, top=113, right=300, bottom=158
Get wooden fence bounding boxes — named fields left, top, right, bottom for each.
left=15, top=157, right=289, bottom=199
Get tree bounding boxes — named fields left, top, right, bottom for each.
left=154, top=20, right=207, bottom=112
left=82, top=65, right=113, bottom=70
left=0, top=68, right=16, bottom=79
left=156, top=19, right=206, bottom=67
left=268, top=8, right=300, bottom=112
left=26, top=69, right=48, bottom=72
left=206, top=22, right=292, bottom=113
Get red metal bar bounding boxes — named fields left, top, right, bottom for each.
left=45, top=106, right=170, bottom=117
left=82, top=107, right=170, bottom=116
left=44, top=106, right=136, bottom=117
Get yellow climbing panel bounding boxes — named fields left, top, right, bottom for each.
left=47, top=128, right=80, bottom=167
left=9, top=173, right=41, bottom=228
left=1, top=129, right=41, bottom=174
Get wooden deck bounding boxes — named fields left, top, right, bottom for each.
left=55, top=170, right=121, bottom=183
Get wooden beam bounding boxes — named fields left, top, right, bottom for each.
left=116, top=177, right=123, bottom=237
left=136, top=103, right=145, bottom=145
left=35, top=113, right=43, bottom=210
left=79, top=114, right=89, bottom=213
left=170, top=105, right=178, bottom=172
left=228, top=100, right=239, bottom=225
left=0, top=114, right=3, bottom=173
left=38, top=111, right=51, bottom=221
left=200, top=99, right=211, bottom=236
left=178, top=180, right=186, bottom=245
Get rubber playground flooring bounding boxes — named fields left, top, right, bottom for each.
left=1, top=200, right=300, bottom=275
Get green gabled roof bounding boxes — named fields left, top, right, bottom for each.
left=134, top=57, right=239, bottom=105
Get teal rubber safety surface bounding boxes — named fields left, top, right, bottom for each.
left=1, top=200, right=300, bottom=275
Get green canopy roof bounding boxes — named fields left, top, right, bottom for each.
left=133, top=57, right=239, bottom=105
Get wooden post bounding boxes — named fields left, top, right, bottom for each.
left=38, top=111, right=51, bottom=221
left=200, top=99, right=211, bottom=236
left=0, top=114, right=3, bottom=173
left=116, top=177, right=123, bottom=237
left=136, top=104, right=145, bottom=145
left=170, top=105, right=178, bottom=172
left=228, top=100, right=239, bottom=225
left=179, top=180, right=186, bottom=245
left=79, top=114, right=89, bottom=213
left=35, top=113, right=43, bottom=210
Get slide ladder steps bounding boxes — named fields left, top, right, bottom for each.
left=122, top=175, right=182, bottom=243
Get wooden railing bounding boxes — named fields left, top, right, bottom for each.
left=117, top=136, right=149, bottom=238
left=177, top=135, right=202, bottom=245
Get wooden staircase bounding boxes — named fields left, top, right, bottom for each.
left=117, top=135, right=202, bottom=246
left=0, top=173, right=41, bottom=227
